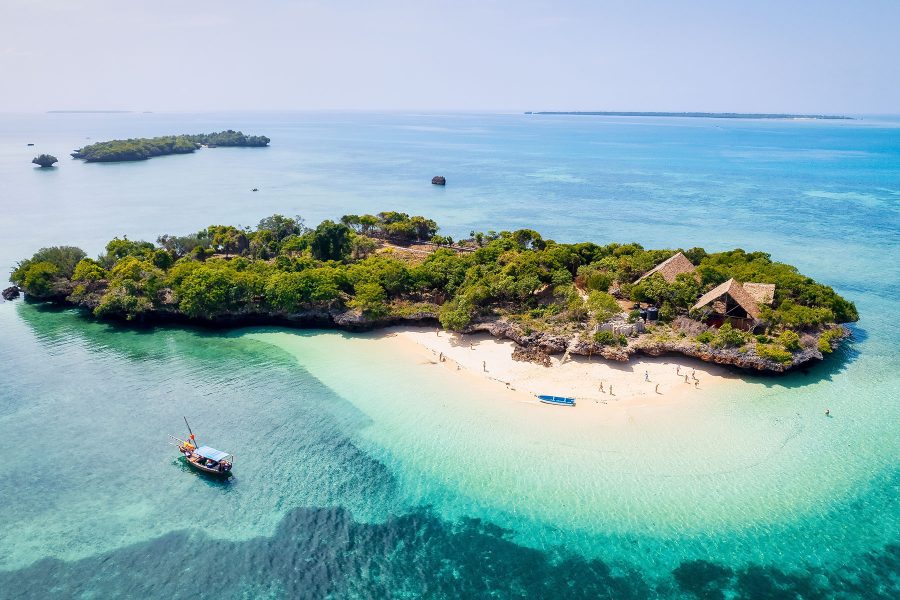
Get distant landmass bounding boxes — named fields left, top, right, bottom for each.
left=525, top=111, right=853, bottom=120
left=47, top=110, right=135, bottom=114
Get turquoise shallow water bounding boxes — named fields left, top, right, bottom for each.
left=0, top=112, right=898, bottom=598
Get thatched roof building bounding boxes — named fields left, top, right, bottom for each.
left=636, top=252, right=696, bottom=284
left=742, top=282, right=776, bottom=306
left=692, top=278, right=762, bottom=320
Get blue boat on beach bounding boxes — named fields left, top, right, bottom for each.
left=538, top=395, right=576, bottom=407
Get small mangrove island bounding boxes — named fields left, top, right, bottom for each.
left=10, top=213, right=857, bottom=373
left=70, top=130, right=270, bottom=162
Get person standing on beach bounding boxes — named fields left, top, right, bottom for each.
left=482, top=361, right=486, bottom=372
left=684, top=374, right=690, bottom=383
left=676, top=365, right=681, bottom=376
left=599, top=382, right=605, bottom=393
left=645, top=370, right=650, bottom=382
left=655, top=384, right=660, bottom=394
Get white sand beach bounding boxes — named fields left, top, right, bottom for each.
left=243, top=326, right=869, bottom=540
left=386, top=327, right=740, bottom=412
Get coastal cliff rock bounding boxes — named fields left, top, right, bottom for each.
left=431, top=176, right=446, bottom=185
left=626, top=328, right=850, bottom=373
left=2, top=286, right=21, bottom=300
left=511, top=344, right=552, bottom=367
left=466, top=320, right=569, bottom=354
left=25, top=282, right=848, bottom=375
left=466, top=317, right=849, bottom=374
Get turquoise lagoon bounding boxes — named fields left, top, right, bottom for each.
left=0, top=112, right=897, bottom=598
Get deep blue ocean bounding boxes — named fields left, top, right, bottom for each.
left=0, top=112, right=897, bottom=599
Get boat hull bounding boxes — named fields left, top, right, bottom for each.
left=182, top=455, right=233, bottom=477
left=538, top=395, right=576, bottom=407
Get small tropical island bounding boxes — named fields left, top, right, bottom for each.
left=70, top=130, right=270, bottom=162
left=9, top=213, right=856, bottom=373
left=32, top=154, right=58, bottom=168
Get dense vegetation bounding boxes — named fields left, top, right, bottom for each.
left=32, top=154, right=58, bottom=167
left=71, top=130, right=270, bottom=162
left=183, top=130, right=270, bottom=147
left=11, top=213, right=856, bottom=366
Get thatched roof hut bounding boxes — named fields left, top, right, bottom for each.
left=692, top=278, right=762, bottom=320
left=742, top=282, right=776, bottom=306
left=636, top=252, right=696, bottom=284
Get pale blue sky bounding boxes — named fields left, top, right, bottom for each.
left=1, top=0, right=898, bottom=113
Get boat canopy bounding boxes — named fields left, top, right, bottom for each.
left=194, top=446, right=230, bottom=461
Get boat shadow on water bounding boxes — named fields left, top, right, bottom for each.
left=172, top=456, right=236, bottom=488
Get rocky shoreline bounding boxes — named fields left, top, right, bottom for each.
left=2, top=286, right=21, bottom=301
left=10, top=283, right=849, bottom=375
left=463, top=319, right=849, bottom=374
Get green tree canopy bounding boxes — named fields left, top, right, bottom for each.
left=310, top=220, right=352, bottom=261
left=72, top=258, right=107, bottom=281
left=10, top=212, right=857, bottom=340
left=14, top=246, right=86, bottom=278
left=20, top=262, right=59, bottom=296
left=350, top=282, right=388, bottom=317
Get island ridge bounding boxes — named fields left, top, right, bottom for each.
left=9, top=212, right=857, bottom=374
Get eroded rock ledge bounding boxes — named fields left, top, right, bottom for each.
left=465, top=319, right=849, bottom=373
left=20, top=283, right=849, bottom=375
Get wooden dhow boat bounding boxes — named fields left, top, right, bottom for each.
left=170, top=417, right=234, bottom=477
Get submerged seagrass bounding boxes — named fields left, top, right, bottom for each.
left=10, top=211, right=857, bottom=373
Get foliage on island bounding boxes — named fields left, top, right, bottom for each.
left=70, top=130, right=270, bottom=162
left=11, top=212, right=856, bottom=369
left=183, top=130, right=271, bottom=147
left=32, top=154, right=58, bottom=168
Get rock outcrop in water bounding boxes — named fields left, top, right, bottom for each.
left=2, top=286, right=21, bottom=300
left=32, top=154, right=58, bottom=168
left=431, top=176, right=446, bottom=185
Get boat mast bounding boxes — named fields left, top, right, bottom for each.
left=183, top=416, right=197, bottom=447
